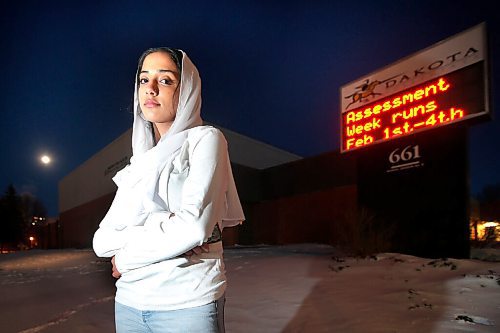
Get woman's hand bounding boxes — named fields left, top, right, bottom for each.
left=111, top=256, right=121, bottom=279
left=183, top=243, right=209, bottom=257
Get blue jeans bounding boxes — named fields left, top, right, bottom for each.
left=115, top=297, right=225, bottom=333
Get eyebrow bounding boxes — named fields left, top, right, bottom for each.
left=140, top=69, right=178, bottom=75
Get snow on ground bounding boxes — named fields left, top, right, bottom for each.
left=0, top=244, right=499, bottom=333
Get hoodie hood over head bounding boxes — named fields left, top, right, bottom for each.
left=132, top=49, right=203, bottom=157
left=114, top=48, right=244, bottom=228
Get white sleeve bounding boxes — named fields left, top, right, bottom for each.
left=114, top=130, right=229, bottom=273
left=92, top=187, right=146, bottom=258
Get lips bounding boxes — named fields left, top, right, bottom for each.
left=144, top=99, right=160, bottom=108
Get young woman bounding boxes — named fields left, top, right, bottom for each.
left=93, top=47, right=244, bottom=333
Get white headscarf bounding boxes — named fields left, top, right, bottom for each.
left=131, top=49, right=202, bottom=157
left=114, top=49, right=244, bottom=228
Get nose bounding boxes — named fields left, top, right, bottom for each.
left=145, top=81, right=158, bottom=96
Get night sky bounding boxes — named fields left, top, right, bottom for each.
left=1, top=0, right=499, bottom=216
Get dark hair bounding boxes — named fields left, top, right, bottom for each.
left=136, top=47, right=183, bottom=90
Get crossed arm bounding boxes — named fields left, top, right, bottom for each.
left=92, top=129, right=229, bottom=276
left=110, top=243, right=209, bottom=278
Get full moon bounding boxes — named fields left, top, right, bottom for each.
left=40, top=155, right=51, bottom=165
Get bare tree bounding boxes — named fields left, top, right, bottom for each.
left=0, top=184, right=24, bottom=251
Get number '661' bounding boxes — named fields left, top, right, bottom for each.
left=389, top=145, right=421, bottom=164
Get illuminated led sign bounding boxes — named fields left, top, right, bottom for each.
left=340, top=23, right=489, bottom=153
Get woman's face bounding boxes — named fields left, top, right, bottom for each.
left=138, top=51, right=181, bottom=136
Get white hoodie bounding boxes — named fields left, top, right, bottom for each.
left=92, top=49, right=244, bottom=310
